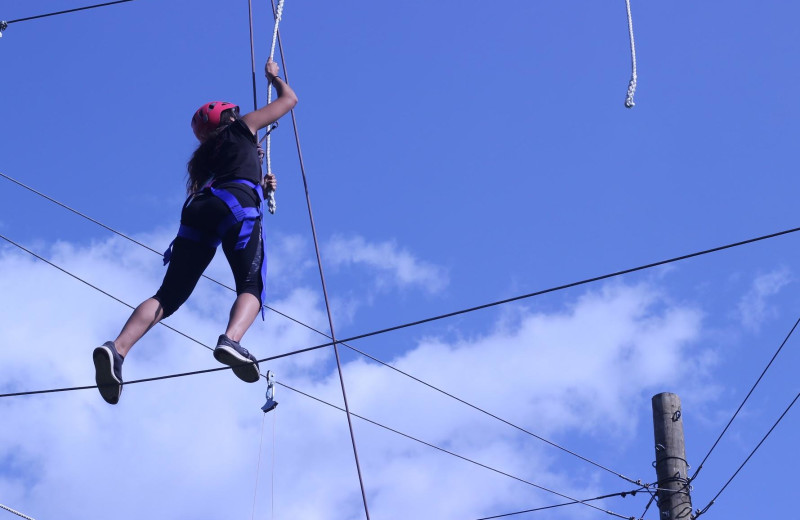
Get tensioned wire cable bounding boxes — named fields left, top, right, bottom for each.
left=693, top=391, right=800, bottom=519
left=276, top=381, right=637, bottom=520
left=262, top=1, right=370, bottom=516
left=0, top=172, right=641, bottom=486
left=689, top=314, right=800, bottom=484
left=4, top=173, right=800, bottom=486
left=3, top=230, right=794, bottom=520
left=3, top=178, right=800, bottom=464
left=0, top=172, right=321, bottom=342
left=0, top=232, right=215, bottom=353
left=470, top=488, right=647, bottom=520
left=1, top=0, right=134, bottom=26
left=0, top=235, right=635, bottom=517
left=638, top=491, right=656, bottom=520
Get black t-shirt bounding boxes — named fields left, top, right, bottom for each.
left=209, top=119, right=262, bottom=206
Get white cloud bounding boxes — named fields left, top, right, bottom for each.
left=325, top=234, right=449, bottom=295
left=0, top=233, right=712, bottom=520
left=737, top=268, right=793, bottom=331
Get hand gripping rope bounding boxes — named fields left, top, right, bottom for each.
left=263, top=0, right=285, bottom=214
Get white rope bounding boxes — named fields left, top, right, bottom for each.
left=0, top=503, right=36, bottom=520
left=265, top=0, right=285, bottom=214
left=624, top=0, right=637, bottom=108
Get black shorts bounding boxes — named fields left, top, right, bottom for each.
left=154, top=188, right=264, bottom=318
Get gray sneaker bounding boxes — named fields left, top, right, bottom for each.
left=213, top=334, right=260, bottom=383
left=93, top=341, right=124, bottom=404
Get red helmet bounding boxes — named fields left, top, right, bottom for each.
left=191, top=101, right=240, bottom=141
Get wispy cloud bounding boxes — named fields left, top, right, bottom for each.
left=325, top=234, right=449, bottom=295
left=737, top=268, right=793, bottom=331
left=0, top=234, right=711, bottom=520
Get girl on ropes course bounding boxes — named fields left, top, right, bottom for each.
left=92, top=59, right=298, bottom=405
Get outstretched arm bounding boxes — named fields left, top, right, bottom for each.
left=242, top=59, right=298, bottom=136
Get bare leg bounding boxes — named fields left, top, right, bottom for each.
left=113, top=298, right=165, bottom=357
left=224, top=293, right=261, bottom=342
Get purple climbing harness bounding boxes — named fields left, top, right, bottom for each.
left=162, top=179, right=267, bottom=317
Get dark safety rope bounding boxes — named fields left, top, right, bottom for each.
left=265, top=0, right=370, bottom=515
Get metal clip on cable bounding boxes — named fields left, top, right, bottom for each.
left=0, top=21, right=8, bottom=37
left=261, top=370, right=278, bottom=413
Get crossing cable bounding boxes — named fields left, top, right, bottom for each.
left=0, top=175, right=641, bottom=486
left=300, top=226, right=800, bottom=348
left=0, top=235, right=644, bottom=508
left=0, top=172, right=315, bottom=338
left=470, top=488, right=647, bottom=520
left=276, top=381, right=637, bottom=520
left=4, top=179, right=800, bottom=486
left=6, top=190, right=800, bottom=358
left=0, top=177, right=639, bottom=487
left=0, top=232, right=790, bottom=520
left=344, top=342, right=642, bottom=485
left=4, top=192, right=800, bottom=348
left=3, top=175, right=800, bottom=433
left=264, top=2, right=370, bottom=517
left=1, top=0, right=134, bottom=31
left=0, top=504, right=35, bottom=520
left=0, top=237, right=627, bottom=515
left=0, top=232, right=217, bottom=354
left=693, top=391, right=800, bottom=519
left=689, top=314, right=800, bottom=484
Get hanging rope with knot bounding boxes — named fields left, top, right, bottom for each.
left=262, top=0, right=286, bottom=214
left=624, top=0, right=638, bottom=108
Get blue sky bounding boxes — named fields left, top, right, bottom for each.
left=1, top=1, right=799, bottom=519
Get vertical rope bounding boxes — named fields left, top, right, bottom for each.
left=246, top=0, right=259, bottom=112
left=624, top=0, right=638, bottom=108
left=263, top=0, right=285, bottom=214
left=268, top=1, right=371, bottom=518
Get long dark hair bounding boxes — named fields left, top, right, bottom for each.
left=186, top=108, right=238, bottom=194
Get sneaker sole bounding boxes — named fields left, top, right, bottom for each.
left=213, top=346, right=261, bottom=383
left=93, top=346, right=122, bottom=405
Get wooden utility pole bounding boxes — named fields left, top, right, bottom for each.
left=652, top=392, right=693, bottom=520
